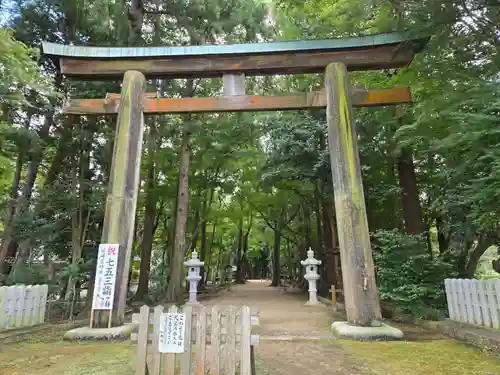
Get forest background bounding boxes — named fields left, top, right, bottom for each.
left=0, top=0, right=498, bottom=319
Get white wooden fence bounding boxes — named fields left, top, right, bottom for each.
left=444, top=278, right=500, bottom=329
left=0, top=284, right=48, bottom=330
left=132, top=305, right=260, bottom=375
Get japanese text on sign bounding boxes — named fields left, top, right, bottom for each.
left=158, top=313, right=186, bottom=353
left=91, top=244, right=119, bottom=310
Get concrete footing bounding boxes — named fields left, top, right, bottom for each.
left=63, top=323, right=137, bottom=341
left=332, top=321, right=403, bottom=341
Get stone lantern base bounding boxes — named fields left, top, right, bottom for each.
left=304, top=299, right=320, bottom=306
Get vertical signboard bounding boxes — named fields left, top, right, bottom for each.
left=92, top=244, right=119, bottom=311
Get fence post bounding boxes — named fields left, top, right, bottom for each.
left=240, top=306, right=251, bottom=375
left=195, top=306, right=207, bottom=375
left=14, top=285, right=25, bottom=328
left=489, top=279, right=500, bottom=329
left=477, top=280, right=491, bottom=327
left=0, top=286, right=6, bottom=329
left=30, top=285, right=39, bottom=326
left=151, top=305, right=163, bottom=375
left=180, top=305, right=193, bottom=375
left=210, top=306, right=220, bottom=375
left=39, top=285, right=48, bottom=324
left=135, top=305, right=150, bottom=375
left=444, top=279, right=455, bottom=320
left=22, top=285, right=31, bottom=327
left=470, top=280, right=482, bottom=325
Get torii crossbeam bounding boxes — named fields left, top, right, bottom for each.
left=64, top=88, right=412, bottom=115
left=43, top=32, right=428, bottom=339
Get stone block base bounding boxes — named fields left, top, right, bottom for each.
left=63, top=323, right=137, bottom=341
left=332, top=321, right=403, bottom=341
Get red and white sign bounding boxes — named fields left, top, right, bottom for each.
left=92, top=244, right=119, bottom=310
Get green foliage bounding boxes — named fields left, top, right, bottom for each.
left=0, top=262, right=49, bottom=285
left=0, top=0, right=498, bottom=317
left=372, top=230, right=456, bottom=319
left=0, top=28, right=55, bottom=112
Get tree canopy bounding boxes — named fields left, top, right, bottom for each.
left=0, top=0, right=498, bottom=320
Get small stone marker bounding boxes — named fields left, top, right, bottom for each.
left=159, top=312, right=186, bottom=353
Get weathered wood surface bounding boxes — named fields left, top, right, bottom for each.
left=56, top=44, right=419, bottom=79
left=132, top=305, right=259, bottom=375
left=445, top=279, right=500, bottom=329
left=64, top=88, right=412, bottom=115
left=106, top=92, right=157, bottom=100
left=135, top=305, right=150, bottom=375
left=0, top=285, right=48, bottom=329
left=100, top=70, right=146, bottom=326
left=325, top=62, right=381, bottom=326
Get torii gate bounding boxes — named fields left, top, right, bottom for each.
left=43, top=32, right=427, bottom=337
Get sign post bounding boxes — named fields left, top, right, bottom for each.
left=90, top=244, right=119, bottom=328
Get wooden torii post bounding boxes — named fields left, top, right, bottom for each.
left=43, top=33, right=428, bottom=334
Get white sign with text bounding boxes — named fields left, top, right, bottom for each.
left=92, top=244, right=119, bottom=310
left=158, top=312, right=186, bottom=353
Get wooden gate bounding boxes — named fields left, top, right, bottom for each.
left=132, top=305, right=260, bottom=375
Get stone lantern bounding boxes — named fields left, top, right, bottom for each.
left=184, top=250, right=204, bottom=305
left=300, top=248, right=321, bottom=305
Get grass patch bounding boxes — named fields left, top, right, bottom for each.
left=338, top=336, right=500, bottom=375
left=0, top=332, right=135, bottom=375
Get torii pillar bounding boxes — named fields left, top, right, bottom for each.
left=101, top=70, right=146, bottom=326
left=325, top=63, right=403, bottom=340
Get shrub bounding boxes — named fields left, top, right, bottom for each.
left=371, top=229, right=456, bottom=320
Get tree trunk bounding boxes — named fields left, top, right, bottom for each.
left=204, top=222, right=217, bottom=284
left=436, top=217, right=450, bottom=254
left=397, top=147, right=424, bottom=235
left=199, top=187, right=214, bottom=285
left=0, top=155, right=23, bottom=274
left=302, top=202, right=312, bottom=249
left=128, top=0, right=144, bottom=45
left=136, top=124, right=157, bottom=301
left=271, top=220, right=281, bottom=287
left=315, top=183, right=324, bottom=252
left=165, top=130, right=191, bottom=301
left=65, top=125, right=92, bottom=301
left=235, top=217, right=244, bottom=284
left=0, top=112, right=34, bottom=273
left=10, top=115, right=53, bottom=275
left=190, top=206, right=200, bottom=252
left=45, top=119, right=74, bottom=187
left=65, top=150, right=82, bottom=301
left=462, top=236, right=495, bottom=278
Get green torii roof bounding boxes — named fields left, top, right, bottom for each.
left=43, top=33, right=427, bottom=59
left=42, top=32, right=429, bottom=79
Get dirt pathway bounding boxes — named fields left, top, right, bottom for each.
left=1, top=281, right=497, bottom=375
left=202, top=280, right=500, bottom=375
left=204, top=280, right=367, bottom=375
left=204, top=280, right=333, bottom=338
